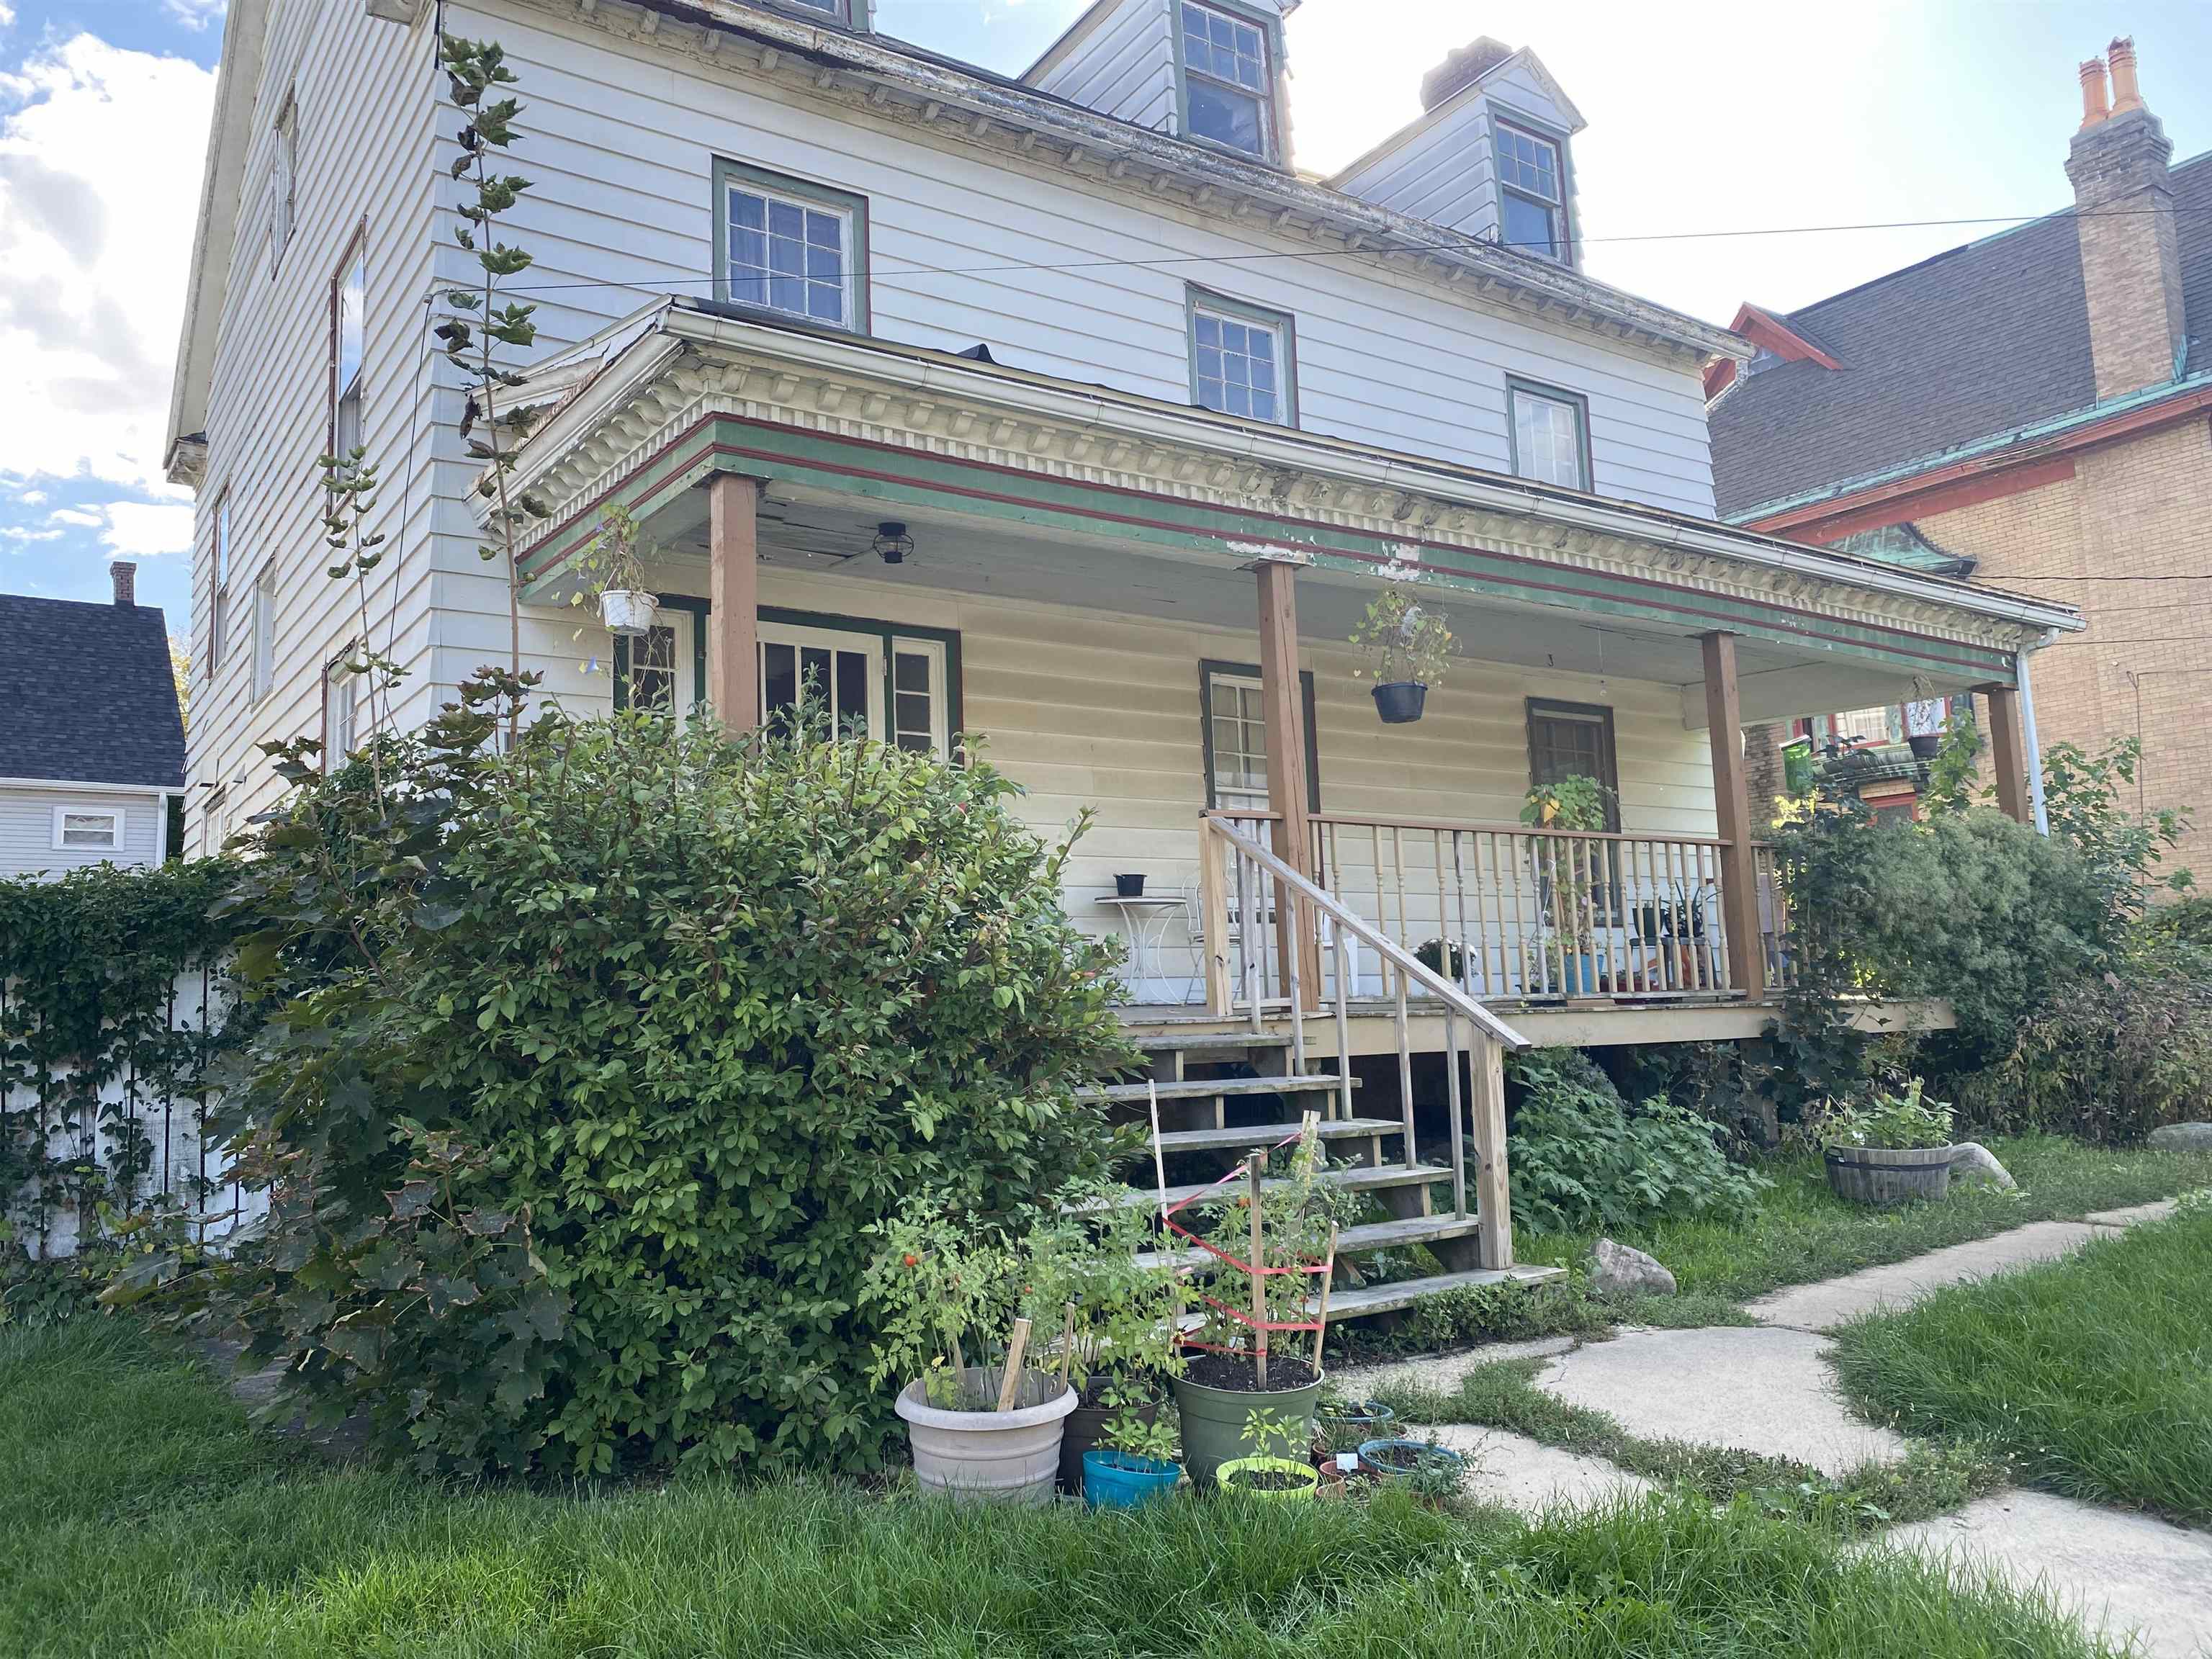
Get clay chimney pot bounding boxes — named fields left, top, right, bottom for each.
left=2077, top=55, right=2110, bottom=129
left=2107, top=37, right=2144, bottom=114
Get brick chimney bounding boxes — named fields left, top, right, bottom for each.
left=1419, top=36, right=1514, bottom=112
left=2064, top=37, right=2188, bottom=400
left=109, top=560, right=136, bottom=607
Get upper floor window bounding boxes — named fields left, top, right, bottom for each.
left=1179, top=2, right=1277, bottom=161
left=331, top=238, right=366, bottom=459
left=325, top=649, right=358, bottom=770
left=1188, top=289, right=1296, bottom=425
left=1496, top=119, right=1569, bottom=264
left=266, top=94, right=296, bottom=277
left=209, top=490, right=231, bottom=676
left=252, top=563, right=277, bottom=703
left=714, top=159, right=868, bottom=332
left=1507, top=378, right=1591, bottom=491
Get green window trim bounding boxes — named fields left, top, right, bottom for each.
left=1184, top=284, right=1300, bottom=428
left=1170, top=0, right=1290, bottom=168
left=611, top=594, right=711, bottom=714
left=710, top=157, right=873, bottom=335
left=1198, top=658, right=1321, bottom=814
left=1505, top=374, right=1594, bottom=493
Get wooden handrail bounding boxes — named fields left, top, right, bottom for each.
left=1310, top=809, right=1731, bottom=849
left=1202, top=816, right=1529, bottom=1050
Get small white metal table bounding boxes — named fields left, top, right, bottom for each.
left=1095, top=895, right=1184, bottom=999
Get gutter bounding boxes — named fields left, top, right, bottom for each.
left=499, top=302, right=2082, bottom=641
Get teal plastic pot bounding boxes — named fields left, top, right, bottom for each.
left=1169, top=1367, right=1325, bottom=1485
left=1082, top=1449, right=1181, bottom=1510
left=1359, top=1438, right=1465, bottom=1483
left=1316, top=1398, right=1395, bottom=1452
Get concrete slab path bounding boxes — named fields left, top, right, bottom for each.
left=1747, top=1222, right=2110, bottom=1331
left=1532, top=1325, right=1907, bottom=1475
left=1331, top=1335, right=1577, bottom=1400
left=1418, top=1424, right=1653, bottom=1513
left=1889, top=1490, right=2212, bottom=1659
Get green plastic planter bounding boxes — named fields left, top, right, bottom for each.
left=1216, top=1455, right=1318, bottom=1498
left=1170, top=1368, right=1325, bottom=1485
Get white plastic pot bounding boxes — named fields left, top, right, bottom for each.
left=894, top=1369, right=1077, bottom=1505
left=599, top=589, right=658, bottom=637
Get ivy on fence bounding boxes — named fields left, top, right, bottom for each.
left=0, top=860, right=246, bottom=1267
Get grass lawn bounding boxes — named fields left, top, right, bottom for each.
left=0, top=1319, right=2122, bottom=1658
left=1833, top=1204, right=2212, bottom=1527
left=1521, top=1134, right=2212, bottom=1320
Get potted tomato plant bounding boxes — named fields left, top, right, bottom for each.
left=1349, top=587, right=1455, bottom=724
left=1216, top=1406, right=1320, bottom=1499
left=863, top=1196, right=1075, bottom=1504
left=1521, top=775, right=1614, bottom=996
left=1081, top=1405, right=1183, bottom=1510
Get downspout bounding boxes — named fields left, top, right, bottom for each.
left=2018, top=634, right=2053, bottom=835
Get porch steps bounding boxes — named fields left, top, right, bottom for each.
left=1093, top=1159, right=1453, bottom=1211
left=1151, top=1115, right=1400, bottom=1154
left=1085, top=1073, right=1350, bottom=1105
left=1114, top=1030, right=1292, bottom=1058
left=1304, top=1264, right=1565, bottom=1320
left=1133, top=1210, right=1486, bottom=1273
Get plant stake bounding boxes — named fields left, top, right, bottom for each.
left=1246, top=1151, right=1268, bottom=1390
left=996, top=1316, right=1033, bottom=1411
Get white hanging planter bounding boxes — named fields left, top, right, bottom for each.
left=599, top=589, right=658, bottom=637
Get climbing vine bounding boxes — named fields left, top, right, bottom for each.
left=0, top=862, right=246, bottom=1290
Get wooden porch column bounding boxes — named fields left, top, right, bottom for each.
left=1255, top=559, right=1321, bottom=1004
left=706, top=475, right=763, bottom=730
left=1982, top=683, right=2033, bottom=825
left=1700, top=631, right=1763, bottom=998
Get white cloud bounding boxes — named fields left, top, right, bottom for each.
left=48, top=506, right=103, bottom=527
left=100, top=500, right=197, bottom=557
left=1, top=525, right=61, bottom=542
left=17, top=487, right=44, bottom=505
left=165, top=1, right=225, bottom=30
left=0, top=35, right=216, bottom=493
left=0, top=7, right=16, bottom=30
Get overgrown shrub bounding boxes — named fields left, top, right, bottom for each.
left=172, top=685, right=1130, bottom=1476
left=1505, top=1048, right=1767, bottom=1235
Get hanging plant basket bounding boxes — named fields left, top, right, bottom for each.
left=599, top=588, right=659, bottom=637
left=1372, top=682, right=1427, bottom=724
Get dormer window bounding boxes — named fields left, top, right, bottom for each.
left=1496, top=118, right=1570, bottom=264
left=1179, top=2, right=1277, bottom=161
left=770, top=0, right=866, bottom=25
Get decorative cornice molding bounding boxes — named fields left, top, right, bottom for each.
left=507, top=0, right=1743, bottom=369
left=495, top=323, right=2048, bottom=670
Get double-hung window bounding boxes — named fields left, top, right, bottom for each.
left=1495, top=119, right=1570, bottom=264
left=209, top=491, right=231, bottom=675
left=252, top=565, right=276, bottom=703
left=758, top=619, right=950, bottom=755
left=715, top=160, right=867, bottom=331
left=331, top=239, right=366, bottom=459
left=1508, top=379, right=1591, bottom=491
left=325, top=649, right=359, bottom=768
left=1200, top=662, right=1318, bottom=814
left=1179, top=2, right=1277, bottom=161
left=266, top=96, right=297, bottom=276
left=52, top=808, right=122, bottom=853
left=1189, top=291, right=1295, bottom=425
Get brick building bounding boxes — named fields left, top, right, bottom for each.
left=1707, top=39, right=2211, bottom=862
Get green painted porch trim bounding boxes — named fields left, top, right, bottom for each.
left=518, top=415, right=2018, bottom=683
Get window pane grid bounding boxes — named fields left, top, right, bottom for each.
left=727, top=186, right=849, bottom=325
left=1496, top=125, right=1561, bottom=202
left=1192, top=306, right=1284, bottom=423
left=1511, top=388, right=1587, bottom=490
left=1181, top=2, right=1270, bottom=156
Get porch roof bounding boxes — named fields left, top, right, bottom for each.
left=489, top=298, right=2081, bottom=709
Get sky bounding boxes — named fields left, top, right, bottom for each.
left=3, top=0, right=2208, bottom=641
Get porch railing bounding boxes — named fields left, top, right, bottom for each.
left=1313, top=814, right=1748, bottom=1002
left=1195, top=813, right=1529, bottom=1268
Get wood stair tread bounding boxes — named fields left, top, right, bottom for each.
left=1084, top=1161, right=1452, bottom=1211
left=1150, top=1116, right=1403, bottom=1153
left=1130, top=1031, right=1293, bottom=1054
left=1306, top=1264, right=1565, bottom=1318
left=1133, top=1211, right=1485, bottom=1272
left=1087, top=1074, right=1349, bottom=1104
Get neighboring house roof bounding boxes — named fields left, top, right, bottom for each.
left=1827, top=523, right=1976, bottom=578
left=0, top=596, right=186, bottom=789
left=1709, top=149, right=2212, bottom=519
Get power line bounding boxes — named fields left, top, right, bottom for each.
left=484, top=202, right=2212, bottom=302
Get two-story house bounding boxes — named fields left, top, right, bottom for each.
left=163, top=0, right=2080, bottom=1307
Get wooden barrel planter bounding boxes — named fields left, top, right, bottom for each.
left=1825, top=1144, right=1954, bottom=1206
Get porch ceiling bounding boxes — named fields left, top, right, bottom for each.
left=635, top=484, right=1992, bottom=727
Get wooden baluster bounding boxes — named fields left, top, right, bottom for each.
left=1444, top=1010, right=1466, bottom=1218
left=1333, top=925, right=1352, bottom=1123
left=1392, top=961, right=1416, bottom=1168
left=1470, top=1035, right=1514, bottom=1269
left=1200, top=822, right=1234, bottom=1016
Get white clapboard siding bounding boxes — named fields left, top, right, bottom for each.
left=1025, top=0, right=1177, bottom=134
left=0, top=789, right=166, bottom=881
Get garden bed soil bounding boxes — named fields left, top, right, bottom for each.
left=1183, top=1352, right=1320, bottom=1393
left=1364, top=1443, right=1426, bottom=1473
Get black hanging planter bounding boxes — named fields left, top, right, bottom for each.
left=1907, top=734, right=1943, bottom=760
left=1372, top=682, right=1428, bottom=724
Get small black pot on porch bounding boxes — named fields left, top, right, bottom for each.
left=1372, top=682, right=1428, bottom=724
left=1907, top=734, right=1943, bottom=759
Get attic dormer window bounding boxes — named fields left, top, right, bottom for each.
left=1496, top=119, right=1569, bottom=264
left=1179, top=2, right=1277, bottom=162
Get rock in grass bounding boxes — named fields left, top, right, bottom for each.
left=1947, top=1142, right=2016, bottom=1191
left=1589, top=1238, right=1676, bottom=1297
left=2148, top=1123, right=2212, bottom=1151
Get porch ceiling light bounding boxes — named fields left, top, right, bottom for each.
left=873, top=521, right=914, bottom=565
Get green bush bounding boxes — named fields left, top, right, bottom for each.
left=177, top=687, right=1129, bottom=1476
left=1506, top=1048, right=1767, bottom=1235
